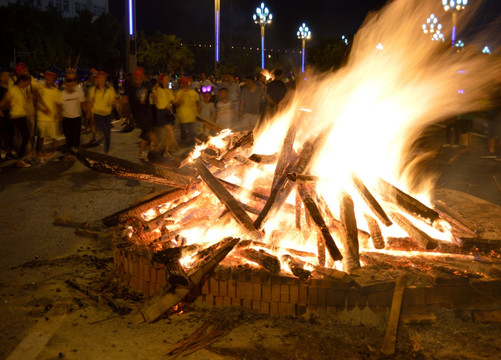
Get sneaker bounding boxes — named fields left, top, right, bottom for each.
left=480, top=153, right=496, bottom=159
left=16, top=160, right=31, bottom=168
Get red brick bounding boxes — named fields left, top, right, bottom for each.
left=201, top=279, right=210, bottom=295
left=244, top=283, right=253, bottom=299
left=356, top=293, right=367, bottom=309
left=262, top=284, right=272, bottom=302
left=327, top=306, right=337, bottom=314
left=280, top=284, right=290, bottom=303
left=227, top=280, right=237, bottom=298
left=133, top=256, right=139, bottom=278
left=290, top=285, right=299, bottom=304
left=236, top=281, right=246, bottom=298
left=149, top=281, right=157, bottom=296
left=279, top=303, right=288, bottom=314
left=404, top=286, right=426, bottom=308
left=149, top=266, right=157, bottom=283
left=260, top=302, right=270, bottom=314
left=205, top=295, right=214, bottom=306
left=297, top=304, right=307, bottom=316
left=215, top=296, right=224, bottom=306
left=308, top=305, right=317, bottom=313
left=252, top=300, right=261, bottom=312
left=346, top=288, right=357, bottom=310
left=219, top=280, right=228, bottom=297
left=141, top=280, right=150, bottom=296
left=223, top=296, right=232, bottom=306
left=232, top=298, right=242, bottom=306
left=243, top=299, right=252, bottom=309
left=157, top=270, right=167, bottom=287
left=309, top=287, right=318, bottom=305
left=317, top=287, right=327, bottom=307
left=143, top=262, right=151, bottom=282
left=270, top=302, right=279, bottom=315
left=367, top=292, right=379, bottom=310
left=252, top=283, right=262, bottom=301
left=299, top=285, right=308, bottom=305
left=326, top=288, right=346, bottom=308
left=272, top=284, right=281, bottom=302
left=210, top=278, right=219, bottom=296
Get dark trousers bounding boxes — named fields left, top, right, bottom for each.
left=9, top=116, right=29, bottom=158
left=94, top=114, right=112, bottom=153
left=180, top=122, right=196, bottom=145
left=62, top=116, right=82, bottom=149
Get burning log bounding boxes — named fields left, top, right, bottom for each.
left=76, top=150, right=192, bottom=188
left=271, top=123, right=297, bottom=190
left=236, top=240, right=317, bottom=259
left=103, top=187, right=191, bottom=227
left=194, top=158, right=262, bottom=239
left=146, top=194, right=202, bottom=229
left=338, top=191, right=361, bottom=273
left=297, top=185, right=343, bottom=262
left=312, top=265, right=354, bottom=284
left=287, top=173, right=319, bottom=184
left=381, top=275, right=407, bottom=357
left=237, top=248, right=281, bottom=273
left=219, top=131, right=254, bottom=161
left=151, top=244, right=201, bottom=264
left=217, top=178, right=269, bottom=202
left=140, top=237, right=240, bottom=323
left=255, top=135, right=326, bottom=230
left=280, top=254, right=312, bottom=280
left=389, top=212, right=438, bottom=250
left=364, top=213, right=386, bottom=249
left=375, top=178, right=439, bottom=224
left=191, top=237, right=240, bottom=267
left=434, top=200, right=477, bottom=235
left=295, top=191, right=302, bottom=229
left=317, top=233, right=326, bottom=267
left=248, top=153, right=278, bottom=164
left=196, top=115, right=223, bottom=133
left=164, top=262, right=191, bottom=287
left=351, top=174, right=392, bottom=227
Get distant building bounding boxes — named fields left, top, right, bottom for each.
left=0, top=0, right=109, bottom=18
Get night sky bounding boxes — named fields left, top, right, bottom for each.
left=109, top=0, right=501, bottom=50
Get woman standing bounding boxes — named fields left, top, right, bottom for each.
left=152, top=74, right=178, bottom=157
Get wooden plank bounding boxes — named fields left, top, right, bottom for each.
left=196, top=115, right=223, bottom=132
left=351, top=173, right=392, bottom=227
left=389, top=212, right=438, bottom=250
left=380, top=275, right=407, bottom=357
left=338, top=191, right=360, bottom=273
left=194, top=158, right=262, bottom=239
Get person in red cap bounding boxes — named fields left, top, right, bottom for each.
left=123, top=67, right=157, bottom=160
left=35, top=71, right=61, bottom=158
left=173, top=76, right=200, bottom=146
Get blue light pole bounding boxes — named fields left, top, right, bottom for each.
left=297, top=23, right=311, bottom=74
left=253, top=3, right=273, bottom=70
left=215, top=0, right=220, bottom=76
left=126, top=0, right=137, bottom=73
left=442, top=0, right=468, bottom=46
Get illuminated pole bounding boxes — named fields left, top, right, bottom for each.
left=297, top=23, right=311, bottom=74
left=442, top=0, right=468, bottom=46
left=125, top=0, right=137, bottom=73
left=215, top=0, right=220, bottom=77
left=253, top=3, right=272, bottom=70
left=422, top=14, right=445, bottom=42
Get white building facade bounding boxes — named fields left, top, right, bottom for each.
left=0, top=0, right=108, bottom=18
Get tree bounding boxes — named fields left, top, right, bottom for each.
left=307, top=36, right=353, bottom=72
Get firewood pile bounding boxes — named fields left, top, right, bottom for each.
left=76, top=118, right=486, bottom=323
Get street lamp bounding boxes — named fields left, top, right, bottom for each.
left=253, top=2, right=272, bottom=70
left=422, top=14, right=443, bottom=35
left=297, top=23, right=311, bottom=74
left=442, top=0, right=468, bottom=46
left=455, top=40, right=465, bottom=51
left=215, top=0, right=220, bottom=77
left=125, top=0, right=137, bottom=73
left=482, top=46, right=491, bottom=54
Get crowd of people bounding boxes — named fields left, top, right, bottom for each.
left=0, top=63, right=293, bottom=168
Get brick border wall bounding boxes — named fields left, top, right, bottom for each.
left=113, top=243, right=501, bottom=315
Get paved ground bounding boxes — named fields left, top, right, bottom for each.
left=0, top=123, right=500, bottom=360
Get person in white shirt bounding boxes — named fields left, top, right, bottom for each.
left=59, top=72, right=86, bottom=152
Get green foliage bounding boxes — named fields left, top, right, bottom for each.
left=0, top=5, right=124, bottom=72
left=307, top=36, right=353, bottom=72
left=137, top=32, right=194, bottom=74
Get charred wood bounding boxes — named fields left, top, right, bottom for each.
left=103, top=187, right=190, bottom=227
left=295, top=191, right=302, bottom=229
left=196, top=115, right=223, bottom=133
left=237, top=248, right=281, bottom=273
left=317, top=233, right=326, bottom=266
left=76, top=150, right=192, bottom=188
left=281, top=254, right=312, bottom=280
left=351, top=174, right=392, bottom=227
left=287, top=173, right=319, bottom=184
left=298, top=184, right=343, bottom=261
left=217, top=178, right=269, bottom=202
left=272, top=123, right=297, bottom=191
left=339, top=191, right=361, bottom=273
left=375, top=178, right=439, bottom=224
left=194, top=158, right=262, bottom=239
left=434, top=200, right=477, bottom=235
left=364, top=213, right=386, bottom=249
left=152, top=244, right=201, bottom=264
left=219, top=131, right=254, bottom=161
left=389, top=212, right=438, bottom=250
left=146, top=195, right=202, bottom=229
left=312, top=265, right=354, bottom=284
left=248, top=153, right=278, bottom=164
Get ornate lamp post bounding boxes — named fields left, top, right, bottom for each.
left=422, top=13, right=444, bottom=42
left=125, top=0, right=137, bottom=73
left=297, top=23, right=311, bottom=74
left=253, top=2, right=273, bottom=70
left=442, top=0, right=468, bottom=46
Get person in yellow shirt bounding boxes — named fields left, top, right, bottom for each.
left=87, top=71, right=117, bottom=153
left=0, top=74, right=32, bottom=167
left=36, top=71, right=61, bottom=157
left=173, top=77, right=200, bottom=146
left=152, top=73, right=178, bottom=157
